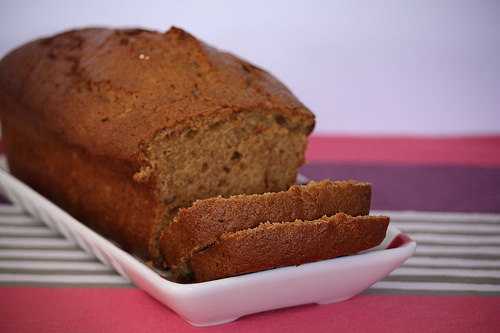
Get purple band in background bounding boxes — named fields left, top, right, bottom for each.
left=301, top=162, right=500, bottom=213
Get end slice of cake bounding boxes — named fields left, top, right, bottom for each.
left=187, top=213, right=389, bottom=282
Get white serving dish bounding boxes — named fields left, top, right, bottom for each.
left=0, top=168, right=415, bottom=326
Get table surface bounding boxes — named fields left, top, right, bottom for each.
left=1, top=135, right=499, bottom=332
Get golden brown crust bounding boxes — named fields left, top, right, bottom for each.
left=189, top=213, right=389, bottom=282
left=0, top=27, right=313, bottom=166
left=1, top=97, right=162, bottom=257
left=160, top=180, right=371, bottom=267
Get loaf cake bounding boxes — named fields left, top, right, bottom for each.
left=0, top=27, right=389, bottom=283
left=0, top=27, right=315, bottom=261
left=190, top=213, right=389, bottom=282
left=160, top=180, right=372, bottom=268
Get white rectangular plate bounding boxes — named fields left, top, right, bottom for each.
left=0, top=169, right=415, bottom=326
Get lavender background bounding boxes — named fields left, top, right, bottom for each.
left=1, top=0, right=499, bottom=135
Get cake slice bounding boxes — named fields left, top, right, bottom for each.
left=159, top=180, right=372, bottom=268
left=186, top=213, right=389, bottom=282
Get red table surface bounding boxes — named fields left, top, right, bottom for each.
left=306, top=135, right=500, bottom=166
left=2, top=288, right=499, bottom=333
left=2, top=135, right=500, bottom=333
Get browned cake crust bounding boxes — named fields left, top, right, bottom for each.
left=0, top=27, right=312, bottom=164
left=160, top=180, right=371, bottom=267
left=0, top=27, right=314, bottom=261
left=2, top=110, right=161, bottom=258
left=189, top=213, right=389, bottom=282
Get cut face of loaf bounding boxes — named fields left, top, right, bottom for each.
left=188, top=213, right=389, bottom=282
left=147, top=110, right=312, bottom=260
left=160, top=180, right=372, bottom=268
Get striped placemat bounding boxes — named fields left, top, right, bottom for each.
left=369, top=210, right=500, bottom=295
left=1, top=200, right=499, bottom=294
